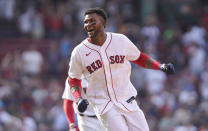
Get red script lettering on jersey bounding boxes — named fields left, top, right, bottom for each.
left=110, top=55, right=125, bottom=64
left=86, top=55, right=125, bottom=74
left=86, top=60, right=102, bottom=74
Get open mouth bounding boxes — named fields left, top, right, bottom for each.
left=88, top=29, right=94, bottom=33
left=88, top=29, right=95, bottom=35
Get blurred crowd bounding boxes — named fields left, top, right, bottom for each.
left=0, top=0, right=208, bottom=131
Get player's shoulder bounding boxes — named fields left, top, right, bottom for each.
left=110, top=32, right=126, bottom=37
left=73, top=41, right=84, bottom=50
left=110, top=32, right=128, bottom=39
left=71, top=39, right=87, bottom=53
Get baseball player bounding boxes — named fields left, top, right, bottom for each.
left=63, top=77, right=105, bottom=131
left=68, top=7, right=175, bottom=131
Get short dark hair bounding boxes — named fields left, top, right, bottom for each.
left=84, top=7, right=107, bottom=23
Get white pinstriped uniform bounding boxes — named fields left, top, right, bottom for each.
left=68, top=32, right=149, bottom=131
left=62, top=78, right=104, bottom=131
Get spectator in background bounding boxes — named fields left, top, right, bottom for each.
left=31, top=7, right=44, bottom=39
left=182, top=25, right=207, bottom=47
left=20, top=112, right=37, bottom=131
left=200, top=71, right=208, bottom=100
left=174, top=123, right=197, bottom=131
left=187, top=42, right=206, bottom=74
left=49, top=102, right=68, bottom=131
left=201, top=6, right=208, bottom=32
left=0, top=50, right=22, bottom=80
left=18, top=6, right=34, bottom=37
left=144, top=70, right=166, bottom=95
left=18, top=4, right=44, bottom=39
left=140, top=16, right=160, bottom=47
left=22, top=44, right=43, bottom=76
left=43, top=2, right=64, bottom=38
left=0, top=101, right=22, bottom=131
left=0, top=0, right=15, bottom=20
left=59, top=35, right=72, bottom=59
left=45, top=41, right=61, bottom=78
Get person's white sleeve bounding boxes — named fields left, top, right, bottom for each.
left=68, top=47, right=83, bottom=79
left=62, top=78, right=74, bottom=100
left=81, top=76, right=88, bottom=88
left=122, top=35, right=141, bottom=61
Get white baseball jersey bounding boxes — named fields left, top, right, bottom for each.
left=68, top=32, right=141, bottom=115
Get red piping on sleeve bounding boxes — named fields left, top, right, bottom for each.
left=131, top=52, right=160, bottom=70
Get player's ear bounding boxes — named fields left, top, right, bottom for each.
left=100, top=17, right=105, bottom=28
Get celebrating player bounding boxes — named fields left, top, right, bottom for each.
left=67, top=7, right=175, bottom=131
left=62, top=77, right=105, bottom=131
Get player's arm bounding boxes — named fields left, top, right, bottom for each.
left=63, top=99, right=79, bottom=131
left=68, top=77, right=89, bottom=113
left=131, top=52, right=175, bottom=74
left=131, top=52, right=160, bottom=70
left=122, top=34, right=175, bottom=74
left=68, top=48, right=89, bottom=113
left=68, top=77, right=82, bottom=100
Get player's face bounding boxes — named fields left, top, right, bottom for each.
left=84, top=13, right=104, bottom=38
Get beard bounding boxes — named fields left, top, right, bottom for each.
left=87, top=26, right=101, bottom=38
left=88, top=30, right=97, bottom=38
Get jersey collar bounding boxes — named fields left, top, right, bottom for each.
left=83, top=32, right=111, bottom=51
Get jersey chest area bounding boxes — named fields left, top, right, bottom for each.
left=80, top=43, right=126, bottom=75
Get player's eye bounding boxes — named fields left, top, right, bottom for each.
left=89, top=19, right=93, bottom=23
left=91, top=21, right=96, bottom=25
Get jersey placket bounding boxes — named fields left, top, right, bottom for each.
left=100, top=34, right=117, bottom=104
left=100, top=33, right=131, bottom=112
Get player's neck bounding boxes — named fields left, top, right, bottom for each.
left=89, top=32, right=106, bottom=46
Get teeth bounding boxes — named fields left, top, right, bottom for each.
left=88, top=29, right=94, bottom=32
